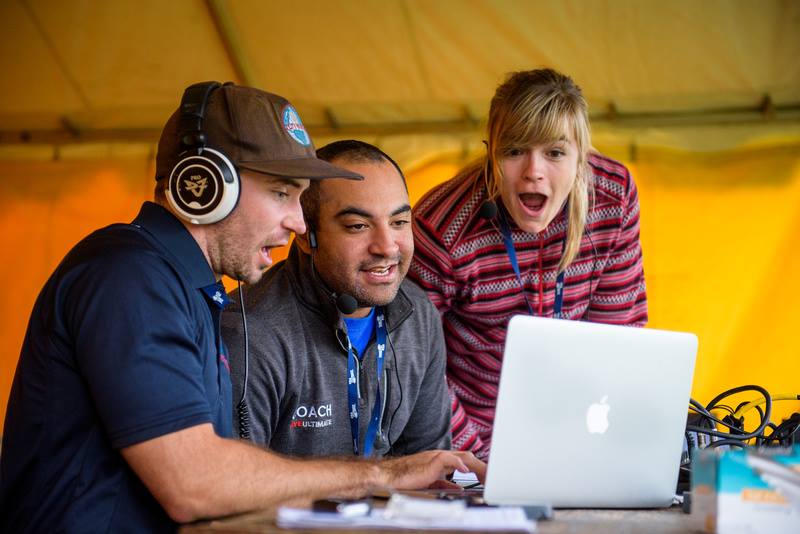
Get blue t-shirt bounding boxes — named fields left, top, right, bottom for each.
left=344, top=308, right=376, bottom=358
left=0, top=202, right=232, bottom=533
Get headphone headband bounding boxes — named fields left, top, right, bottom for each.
left=178, top=82, right=222, bottom=152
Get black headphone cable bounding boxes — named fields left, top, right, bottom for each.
left=236, top=280, right=251, bottom=440
left=385, top=328, right=404, bottom=456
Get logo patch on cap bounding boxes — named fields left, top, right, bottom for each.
left=282, top=105, right=311, bottom=146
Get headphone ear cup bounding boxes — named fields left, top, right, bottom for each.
left=167, top=147, right=240, bottom=224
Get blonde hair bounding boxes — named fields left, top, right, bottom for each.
left=483, top=69, right=593, bottom=273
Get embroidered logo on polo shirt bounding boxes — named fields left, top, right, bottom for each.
left=200, top=283, right=231, bottom=309
left=289, top=402, right=333, bottom=429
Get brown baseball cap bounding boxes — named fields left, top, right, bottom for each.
left=156, top=83, right=362, bottom=181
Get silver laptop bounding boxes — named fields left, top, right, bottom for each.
left=483, top=315, right=697, bottom=508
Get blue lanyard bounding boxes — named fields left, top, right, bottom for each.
left=497, top=211, right=566, bottom=319
left=346, top=308, right=387, bottom=456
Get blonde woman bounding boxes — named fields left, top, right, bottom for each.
left=409, top=69, right=647, bottom=459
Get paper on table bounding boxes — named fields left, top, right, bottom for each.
left=277, top=505, right=535, bottom=532
left=451, top=470, right=481, bottom=487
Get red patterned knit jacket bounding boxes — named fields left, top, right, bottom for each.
left=409, top=152, right=648, bottom=459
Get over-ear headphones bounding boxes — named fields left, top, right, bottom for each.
left=167, top=81, right=241, bottom=225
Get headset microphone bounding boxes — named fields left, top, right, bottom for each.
left=479, top=199, right=498, bottom=219
left=335, top=293, right=358, bottom=315
left=308, top=226, right=358, bottom=315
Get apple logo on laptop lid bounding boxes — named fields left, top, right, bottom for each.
left=586, top=395, right=611, bottom=434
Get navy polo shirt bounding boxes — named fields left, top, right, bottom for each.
left=0, top=202, right=233, bottom=533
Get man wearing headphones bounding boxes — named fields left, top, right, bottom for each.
left=1, top=84, right=484, bottom=533
left=222, top=140, right=452, bottom=459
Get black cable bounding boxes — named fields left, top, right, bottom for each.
left=687, top=410, right=754, bottom=440
left=682, top=387, right=795, bottom=488
left=687, top=402, right=746, bottom=435
left=687, top=385, right=772, bottom=442
left=236, top=280, right=251, bottom=440
left=762, top=415, right=800, bottom=445
left=758, top=423, right=779, bottom=446
left=689, top=394, right=771, bottom=437
left=689, top=399, right=726, bottom=428
left=706, top=385, right=771, bottom=416
left=385, top=328, right=404, bottom=456
left=712, top=404, right=735, bottom=415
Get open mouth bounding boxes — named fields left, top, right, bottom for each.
left=519, top=192, right=547, bottom=214
left=361, top=264, right=397, bottom=281
left=259, top=246, right=273, bottom=268
left=259, top=238, right=289, bottom=268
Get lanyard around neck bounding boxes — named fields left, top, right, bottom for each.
left=497, top=210, right=565, bottom=319
left=346, top=307, right=387, bottom=456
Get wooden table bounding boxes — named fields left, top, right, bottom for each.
left=182, top=506, right=699, bottom=534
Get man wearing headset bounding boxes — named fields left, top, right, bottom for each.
left=0, top=84, right=484, bottom=533
left=222, top=140, right=451, bottom=459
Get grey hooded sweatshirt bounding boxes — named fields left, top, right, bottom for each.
left=221, top=244, right=451, bottom=457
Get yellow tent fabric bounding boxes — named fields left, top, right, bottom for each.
left=2, top=143, right=799, bottom=433
left=1, top=1, right=798, bottom=145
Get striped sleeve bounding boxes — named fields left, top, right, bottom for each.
left=586, top=165, right=648, bottom=325
left=409, top=213, right=456, bottom=311
left=448, top=384, right=489, bottom=459
left=410, top=187, right=492, bottom=460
